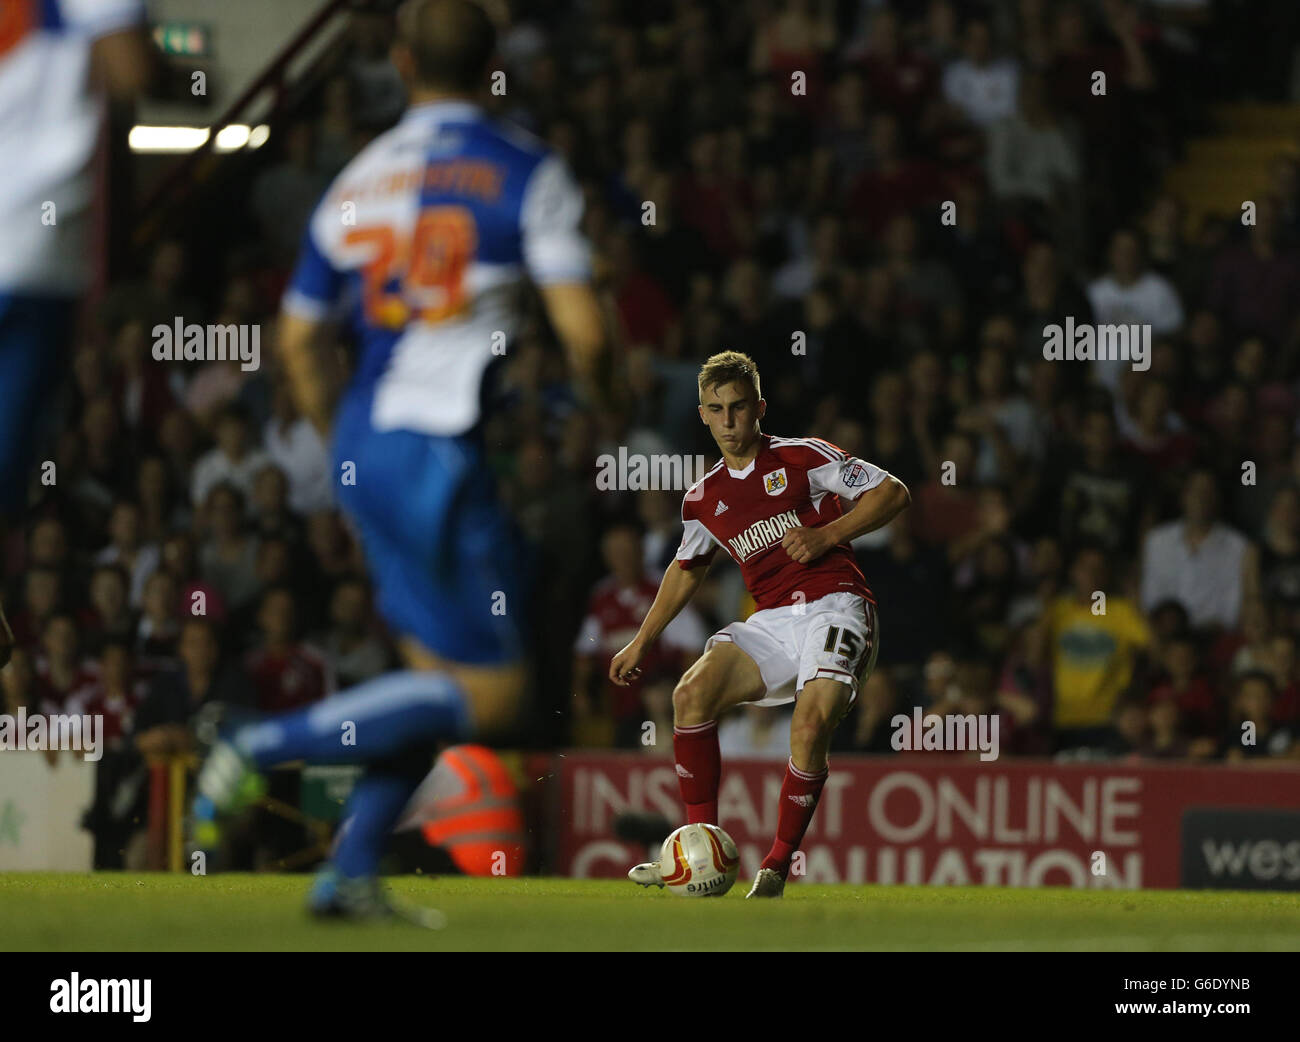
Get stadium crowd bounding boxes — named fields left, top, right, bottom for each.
left=4, top=0, right=1300, bottom=864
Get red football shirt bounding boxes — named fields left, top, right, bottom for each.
left=67, top=676, right=148, bottom=746
left=675, top=434, right=885, bottom=611
left=244, top=645, right=331, bottom=714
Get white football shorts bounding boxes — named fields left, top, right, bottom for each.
left=705, top=592, right=879, bottom=707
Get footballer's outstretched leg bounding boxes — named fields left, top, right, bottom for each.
left=746, top=677, right=852, bottom=899
left=196, top=660, right=524, bottom=922
left=627, top=642, right=763, bottom=888
left=672, top=642, right=765, bottom=823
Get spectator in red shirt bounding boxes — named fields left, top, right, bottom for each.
left=1147, top=632, right=1220, bottom=746
left=910, top=431, right=982, bottom=550
left=850, top=7, right=938, bottom=121
left=33, top=612, right=99, bottom=714
left=1119, top=378, right=1198, bottom=482
left=573, top=523, right=706, bottom=748
left=847, top=112, right=948, bottom=239
left=244, top=586, right=332, bottom=714
left=1045, top=1, right=1155, bottom=131
left=69, top=641, right=147, bottom=749
left=1207, top=199, right=1300, bottom=346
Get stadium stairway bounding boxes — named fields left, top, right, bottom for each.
left=1163, top=103, right=1300, bottom=231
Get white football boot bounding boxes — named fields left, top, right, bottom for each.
left=745, top=867, right=785, bottom=899
left=628, top=861, right=666, bottom=888
left=195, top=740, right=264, bottom=812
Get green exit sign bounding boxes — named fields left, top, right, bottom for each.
left=152, top=22, right=212, bottom=58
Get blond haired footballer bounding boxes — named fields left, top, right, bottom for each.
left=612, top=352, right=910, bottom=898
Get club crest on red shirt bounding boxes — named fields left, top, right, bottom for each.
left=763, top=468, right=787, bottom=495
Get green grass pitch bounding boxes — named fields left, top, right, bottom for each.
left=2, top=873, right=1298, bottom=951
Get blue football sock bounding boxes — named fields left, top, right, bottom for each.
left=232, top=670, right=473, bottom=768
left=332, top=769, right=426, bottom=879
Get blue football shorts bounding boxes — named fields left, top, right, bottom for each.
left=332, top=388, right=526, bottom=666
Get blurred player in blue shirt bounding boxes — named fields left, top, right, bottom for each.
left=196, top=0, right=607, bottom=921
left=0, top=0, right=150, bottom=665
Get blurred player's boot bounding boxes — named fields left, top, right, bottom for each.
left=191, top=794, right=222, bottom=854
left=308, top=866, right=446, bottom=929
left=307, top=866, right=386, bottom=918
left=191, top=740, right=266, bottom=859
left=745, top=868, right=785, bottom=899
left=195, top=740, right=266, bottom=814
left=628, top=861, right=666, bottom=888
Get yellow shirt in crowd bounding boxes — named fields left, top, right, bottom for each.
left=1046, top=595, right=1152, bottom=728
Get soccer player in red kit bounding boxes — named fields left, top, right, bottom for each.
left=611, top=351, right=911, bottom=898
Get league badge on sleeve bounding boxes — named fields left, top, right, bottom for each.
left=763, top=468, right=787, bottom=496
left=842, top=461, right=870, bottom=488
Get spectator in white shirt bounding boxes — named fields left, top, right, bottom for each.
left=1087, top=228, right=1185, bottom=389
left=190, top=404, right=271, bottom=510
left=986, top=73, right=1080, bottom=207
left=1141, top=469, right=1259, bottom=631
left=94, top=500, right=160, bottom=609
left=942, top=18, right=1019, bottom=128
left=264, top=379, right=333, bottom=516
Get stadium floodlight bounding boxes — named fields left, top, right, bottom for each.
left=213, top=124, right=251, bottom=151
left=129, top=124, right=270, bottom=154
left=128, top=125, right=211, bottom=153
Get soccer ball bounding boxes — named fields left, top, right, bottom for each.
left=660, top=823, right=740, bottom=897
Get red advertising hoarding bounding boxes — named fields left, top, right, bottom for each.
left=546, top=753, right=1300, bottom=889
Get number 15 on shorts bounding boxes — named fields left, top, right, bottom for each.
left=823, top=625, right=868, bottom=666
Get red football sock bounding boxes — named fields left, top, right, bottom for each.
left=673, top=721, right=720, bottom=824
left=762, top=758, right=828, bottom=877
